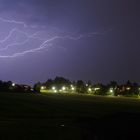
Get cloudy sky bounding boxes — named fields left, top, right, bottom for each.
left=0, top=0, right=139, bottom=85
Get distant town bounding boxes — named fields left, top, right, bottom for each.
left=0, top=77, right=140, bottom=98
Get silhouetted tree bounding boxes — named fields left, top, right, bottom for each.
left=76, top=80, right=86, bottom=93
left=34, top=82, right=41, bottom=93
left=0, top=80, right=12, bottom=92
left=53, top=76, right=71, bottom=89
left=108, top=81, right=118, bottom=96
left=45, top=79, right=54, bottom=89
left=131, top=82, right=139, bottom=95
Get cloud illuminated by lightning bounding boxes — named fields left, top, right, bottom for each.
left=0, top=17, right=107, bottom=58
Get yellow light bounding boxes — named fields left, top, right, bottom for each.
left=88, top=88, right=92, bottom=92
left=94, top=87, right=100, bottom=91
left=52, top=86, right=56, bottom=90
left=54, top=90, right=57, bottom=93
left=110, top=89, right=113, bottom=93
left=62, top=86, right=66, bottom=91
left=126, top=87, right=131, bottom=90
left=71, top=87, right=75, bottom=91
left=41, top=86, right=45, bottom=90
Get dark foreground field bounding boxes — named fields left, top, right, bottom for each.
left=0, top=93, right=140, bottom=140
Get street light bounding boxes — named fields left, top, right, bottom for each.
left=126, top=87, right=131, bottom=90
left=54, top=90, right=57, bottom=93
left=62, top=86, right=66, bottom=91
left=71, top=87, right=75, bottom=91
left=41, top=86, right=45, bottom=90
left=12, top=83, right=15, bottom=87
left=110, top=88, right=113, bottom=93
left=88, top=88, right=92, bottom=92
left=52, top=86, right=56, bottom=90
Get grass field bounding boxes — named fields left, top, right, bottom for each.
left=0, top=92, right=140, bottom=140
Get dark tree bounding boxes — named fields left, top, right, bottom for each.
left=53, top=76, right=71, bottom=89
left=34, top=82, right=41, bottom=93
left=45, top=79, right=54, bottom=89
left=76, top=80, right=86, bottom=93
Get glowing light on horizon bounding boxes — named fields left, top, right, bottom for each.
left=12, top=83, right=15, bottom=87
left=54, top=90, right=57, bottom=93
left=94, top=87, right=100, bottom=91
left=71, top=87, right=75, bottom=91
left=88, top=88, right=92, bottom=92
left=62, top=86, right=66, bottom=91
left=52, top=86, right=56, bottom=90
left=109, top=88, right=114, bottom=93
left=41, top=86, right=45, bottom=90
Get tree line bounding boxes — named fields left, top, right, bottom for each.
left=34, top=77, right=140, bottom=97
left=0, top=77, right=140, bottom=97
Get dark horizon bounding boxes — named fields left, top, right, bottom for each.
left=0, top=0, right=140, bottom=85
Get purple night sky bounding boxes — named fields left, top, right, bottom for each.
left=0, top=0, right=140, bottom=85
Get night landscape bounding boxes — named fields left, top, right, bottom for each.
left=0, top=0, right=140, bottom=140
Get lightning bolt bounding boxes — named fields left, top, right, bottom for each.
left=0, top=28, right=17, bottom=44
left=0, top=17, right=109, bottom=58
left=0, top=28, right=44, bottom=51
left=0, top=33, right=102, bottom=58
left=0, top=17, right=28, bottom=28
